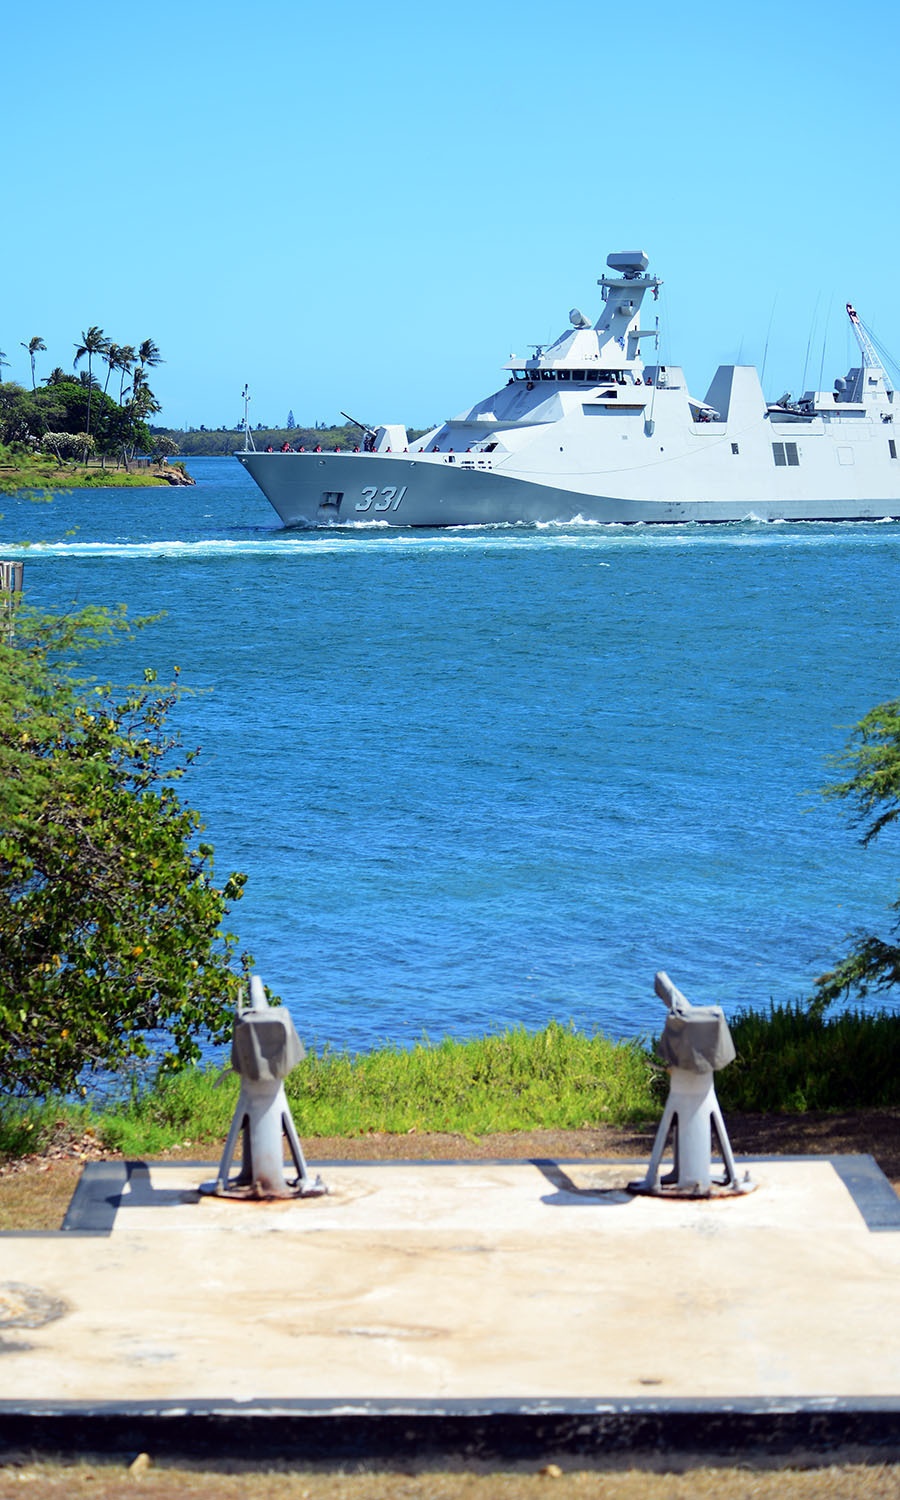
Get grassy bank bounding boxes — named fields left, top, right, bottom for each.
left=0, top=452, right=183, bottom=492
left=0, top=1023, right=659, bottom=1160
left=3, top=1007, right=900, bottom=1163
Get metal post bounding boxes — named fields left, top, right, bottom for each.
left=0, top=560, right=23, bottom=642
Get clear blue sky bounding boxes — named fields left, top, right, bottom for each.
left=5, top=0, right=899, bottom=431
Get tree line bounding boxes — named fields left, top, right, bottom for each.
left=0, top=330, right=178, bottom=467
left=154, top=422, right=363, bottom=457
left=153, top=422, right=431, bottom=457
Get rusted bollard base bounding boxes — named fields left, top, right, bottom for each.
left=628, top=1173, right=756, bottom=1200
left=199, top=1174, right=329, bottom=1202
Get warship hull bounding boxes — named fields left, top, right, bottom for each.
left=238, top=449, right=900, bottom=528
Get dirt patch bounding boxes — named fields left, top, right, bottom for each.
left=2, top=1452, right=900, bottom=1499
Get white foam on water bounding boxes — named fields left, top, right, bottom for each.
left=3, top=518, right=899, bottom=563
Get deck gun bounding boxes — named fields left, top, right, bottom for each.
left=340, top=411, right=377, bottom=439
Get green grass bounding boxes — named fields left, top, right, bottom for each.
left=4, top=1009, right=900, bottom=1162
left=95, top=1023, right=661, bottom=1157
left=0, top=451, right=171, bottom=492
left=1, top=1023, right=660, bottom=1159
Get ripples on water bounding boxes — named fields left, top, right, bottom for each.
left=3, top=456, right=900, bottom=1054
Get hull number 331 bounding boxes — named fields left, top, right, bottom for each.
left=356, top=485, right=408, bottom=513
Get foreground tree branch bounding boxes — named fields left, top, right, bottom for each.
left=0, top=605, right=248, bottom=1096
left=811, top=700, right=900, bottom=1013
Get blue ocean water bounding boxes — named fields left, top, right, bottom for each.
left=2, top=456, right=899, bottom=1054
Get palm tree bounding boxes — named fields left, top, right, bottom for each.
left=117, top=368, right=161, bottom=470
left=129, top=367, right=160, bottom=413
left=137, top=338, right=162, bottom=373
left=73, top=327, right=109, bottom=436
left=0, top=350, right=9, bottom=383
left=103, top=342, right=121, bottom=394
left=20, top=336, right=46, bottom=390
left=116, top=344, right=136, bottom=404
left=43, top=366, right=71, bottom=386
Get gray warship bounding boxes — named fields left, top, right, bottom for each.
left=237, top=251, right=900, bottom=527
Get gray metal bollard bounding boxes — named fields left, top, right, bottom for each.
left=630, top=971, right=753, bottom=1198
left=200, top=975, right=327, bottom=1201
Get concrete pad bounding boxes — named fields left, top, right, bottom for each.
left=1, top=1156, right=899, bottom=1454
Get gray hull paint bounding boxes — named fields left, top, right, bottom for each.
left=237, top=450, right=899, bottom=528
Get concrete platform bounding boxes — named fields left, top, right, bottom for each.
left=2, top=1155, right=900, bottom=1456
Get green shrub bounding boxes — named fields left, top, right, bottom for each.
left=718, top=1003, right=900, bottom=1112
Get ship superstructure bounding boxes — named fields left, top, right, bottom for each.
left=237, top=252, right=900, bottom=527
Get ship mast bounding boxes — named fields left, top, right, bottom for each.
left=240, top=383, right=256, bottom=452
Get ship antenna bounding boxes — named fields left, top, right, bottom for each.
left=816, top=299, right=833, bottom=393
left=800, top=292, right=821, bottom=395
left=760, top=295, right=778, bottom=393
left=241, top=383, right=256, bottom=452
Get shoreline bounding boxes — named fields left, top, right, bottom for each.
left=0, top=462, right=194, bottom=494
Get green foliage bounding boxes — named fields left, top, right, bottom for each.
left=0, top=448, right=174, bottom=492
left=287, top=1023, right=658, bottom=1136
left=0, top=1100, right=53, bottom=1157
left=717, top=1003, right=900, bottom=1113
left=1, top=377, right=127, bottom=451
left=7, top=1003, right=900, bottom=1161
left=52, top=1023, right=660, bottom=1157
left=822, top=700, right=900, bottom=846
left=811, top=700, right=900, bottom=1012
left=0, top=325, right=162, bottom=460
left=162, top=423, right=429, bottom=457
left=0, top=604, right=249, bottom=1098
left=167, top=424, right=363, bottom=457
left=94, top=1067, right=241, bottom=1156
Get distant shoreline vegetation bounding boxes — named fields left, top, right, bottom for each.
left=155, top=422, right=430, bottom=459
left=0, top=330, right=180, bottom=490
